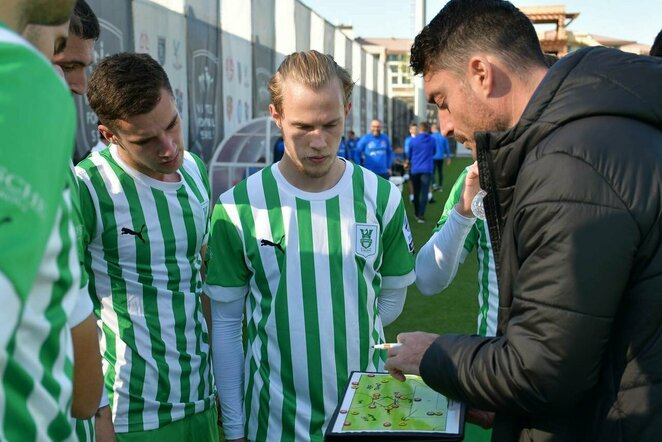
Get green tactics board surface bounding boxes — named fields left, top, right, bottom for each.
left=327, top=372, right=464, bottom=439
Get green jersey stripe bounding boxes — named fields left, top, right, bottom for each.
left=44, top=197, right=77, bottom=442
left=82, top=157, right=147, bottom=431
left=232, top=181, right=273, bottom=441
left=351, top=167, right=371, bottom=371
left=100, top=322, right=117, bottom=408
left=172, top=187, right=196, bottom=417
left=295, top=198, right=326, bottom=438
left=175, top=177, right=213, bottom=412
left=325, top=197, right=348, bottom=397
left=370, top=178, right=392, bottom=368
left=75, top=417, right=94, bottom=442
left=260, top=168, right=296, bottom=440
left=2, top=195, right=79, bottom=442
left=147, top=189, right=177, bottom=425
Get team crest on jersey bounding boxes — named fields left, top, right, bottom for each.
left=355, top=223, right=379, bottom=258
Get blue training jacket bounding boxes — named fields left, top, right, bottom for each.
left=354, top=133, right=393, bottom=174
left=409, top=132, right=435, bottom=174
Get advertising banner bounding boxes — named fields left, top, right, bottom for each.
left=252, top=0, right=276, bottom=118
left=295, top=1, right=311, bottom=52
left=186, top=15, right=223, bottom=162
left=133, top=0, right=189, bottom=147
left=221, top=1, right=252, bottom=137
left=74, top=0, right=133, bottom=160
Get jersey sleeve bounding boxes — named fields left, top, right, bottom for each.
left=433, top=168, right=477, bottom=252
left=379, top=185, right=416, bottom=289
left=203, top=200, right=251, bottom=302
left=74, top=165, right=99, bottom=250
left=0, top=38, right=75, bottom=299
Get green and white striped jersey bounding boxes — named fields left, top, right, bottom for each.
left=75, top=145, right=215, bottom=433
left=205, top=161, right=416, bottom=441
left=1, top=25, right=79, bottom=441
left=434, top=168, right=498, bottom=336
left=75, top=418, right=94, bottom=442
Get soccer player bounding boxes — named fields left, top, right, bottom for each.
left=403, top=122, right=417, bottom=203
left=430, top=123, right=450, bottom=192
left=354, top=119, right=393, bottom=179
left=415, top=162, right=497, bottom=337
left=1, top=0, right=98, bottom=440
left=75, top=52, right=217, bottom=441
left=53, top=0, right=98, bottom=97
left=407, top=121, right=436, bottom=223
left=205, top=50, right=416, bottom=442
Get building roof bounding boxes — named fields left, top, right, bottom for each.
left=358, top=37, right=413, bottom=54
left=519, top=5, right=578, bottom=24
left=590, top=34, right=637, bottom=46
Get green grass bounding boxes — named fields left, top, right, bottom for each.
left=385, top=156, right=479, bottom=340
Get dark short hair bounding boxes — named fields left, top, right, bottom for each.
left=418, top=121, right=430, bottom=132
left=410, top=0, right=546, bottom=76
left=651, top=29, right=662, bottom=57
left=87, top=52, right=173, bottom=128
left=543, top=53, right=559, bottom=67
left=70, top=0, right=99, bottom=41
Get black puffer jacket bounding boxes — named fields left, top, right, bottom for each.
left=420, top=47, right=662, bottom=441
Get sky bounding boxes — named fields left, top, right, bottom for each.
left=300, top=0, right=660, bottom=47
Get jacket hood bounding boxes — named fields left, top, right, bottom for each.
left=475, top=47, right=662, bottom=271
left=495, top=47, right=662, bottom=152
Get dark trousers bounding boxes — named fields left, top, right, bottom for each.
left=434, top=159, right=445, bottom=187
left=411, top=173, right=432, bottom=218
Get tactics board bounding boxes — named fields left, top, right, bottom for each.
left=326, top=372, right=464, bottom=441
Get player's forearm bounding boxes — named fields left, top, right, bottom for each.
left=415, top=209, right=474, bottom=295
left=378, top=286, right=407, bottom=326
left=71, top=314, right=103, bottom=419
left=211, top=298, right=246, bottom=439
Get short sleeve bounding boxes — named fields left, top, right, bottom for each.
left=203, top=201, right=251, bottom=302
left=0, top=37, right=75, bottom=299
left=379, top=190, right=416, bottom=289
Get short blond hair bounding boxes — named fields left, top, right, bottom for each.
left=269, top=50, right=354, bottom=115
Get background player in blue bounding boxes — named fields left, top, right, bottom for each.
left=408, top=122, right=436, bottom=223
left=354, top=119, right=393, bottom=179
left=431, top=123, right=451, bottom=191
left=345, top=130, right=358, bottom=161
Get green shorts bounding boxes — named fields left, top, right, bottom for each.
left=116, top=406, right=219, bottom=442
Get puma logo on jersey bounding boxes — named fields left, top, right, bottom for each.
left=0, top=216, right=11, bottom=226
left=121, top=224, right=146, bottom=243
left=260, top=235, right=285, bottom=253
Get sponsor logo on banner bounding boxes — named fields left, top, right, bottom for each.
left=355, top=223, right=379, bottom=258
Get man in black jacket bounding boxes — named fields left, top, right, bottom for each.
left=384, top=0, right=662, bottom=440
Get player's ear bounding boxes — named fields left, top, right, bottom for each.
left=98, top=125, right=115, bottom=144
left=269, top=103, right=282, bottom=129
left=344, top=101, right=353, bottom=117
